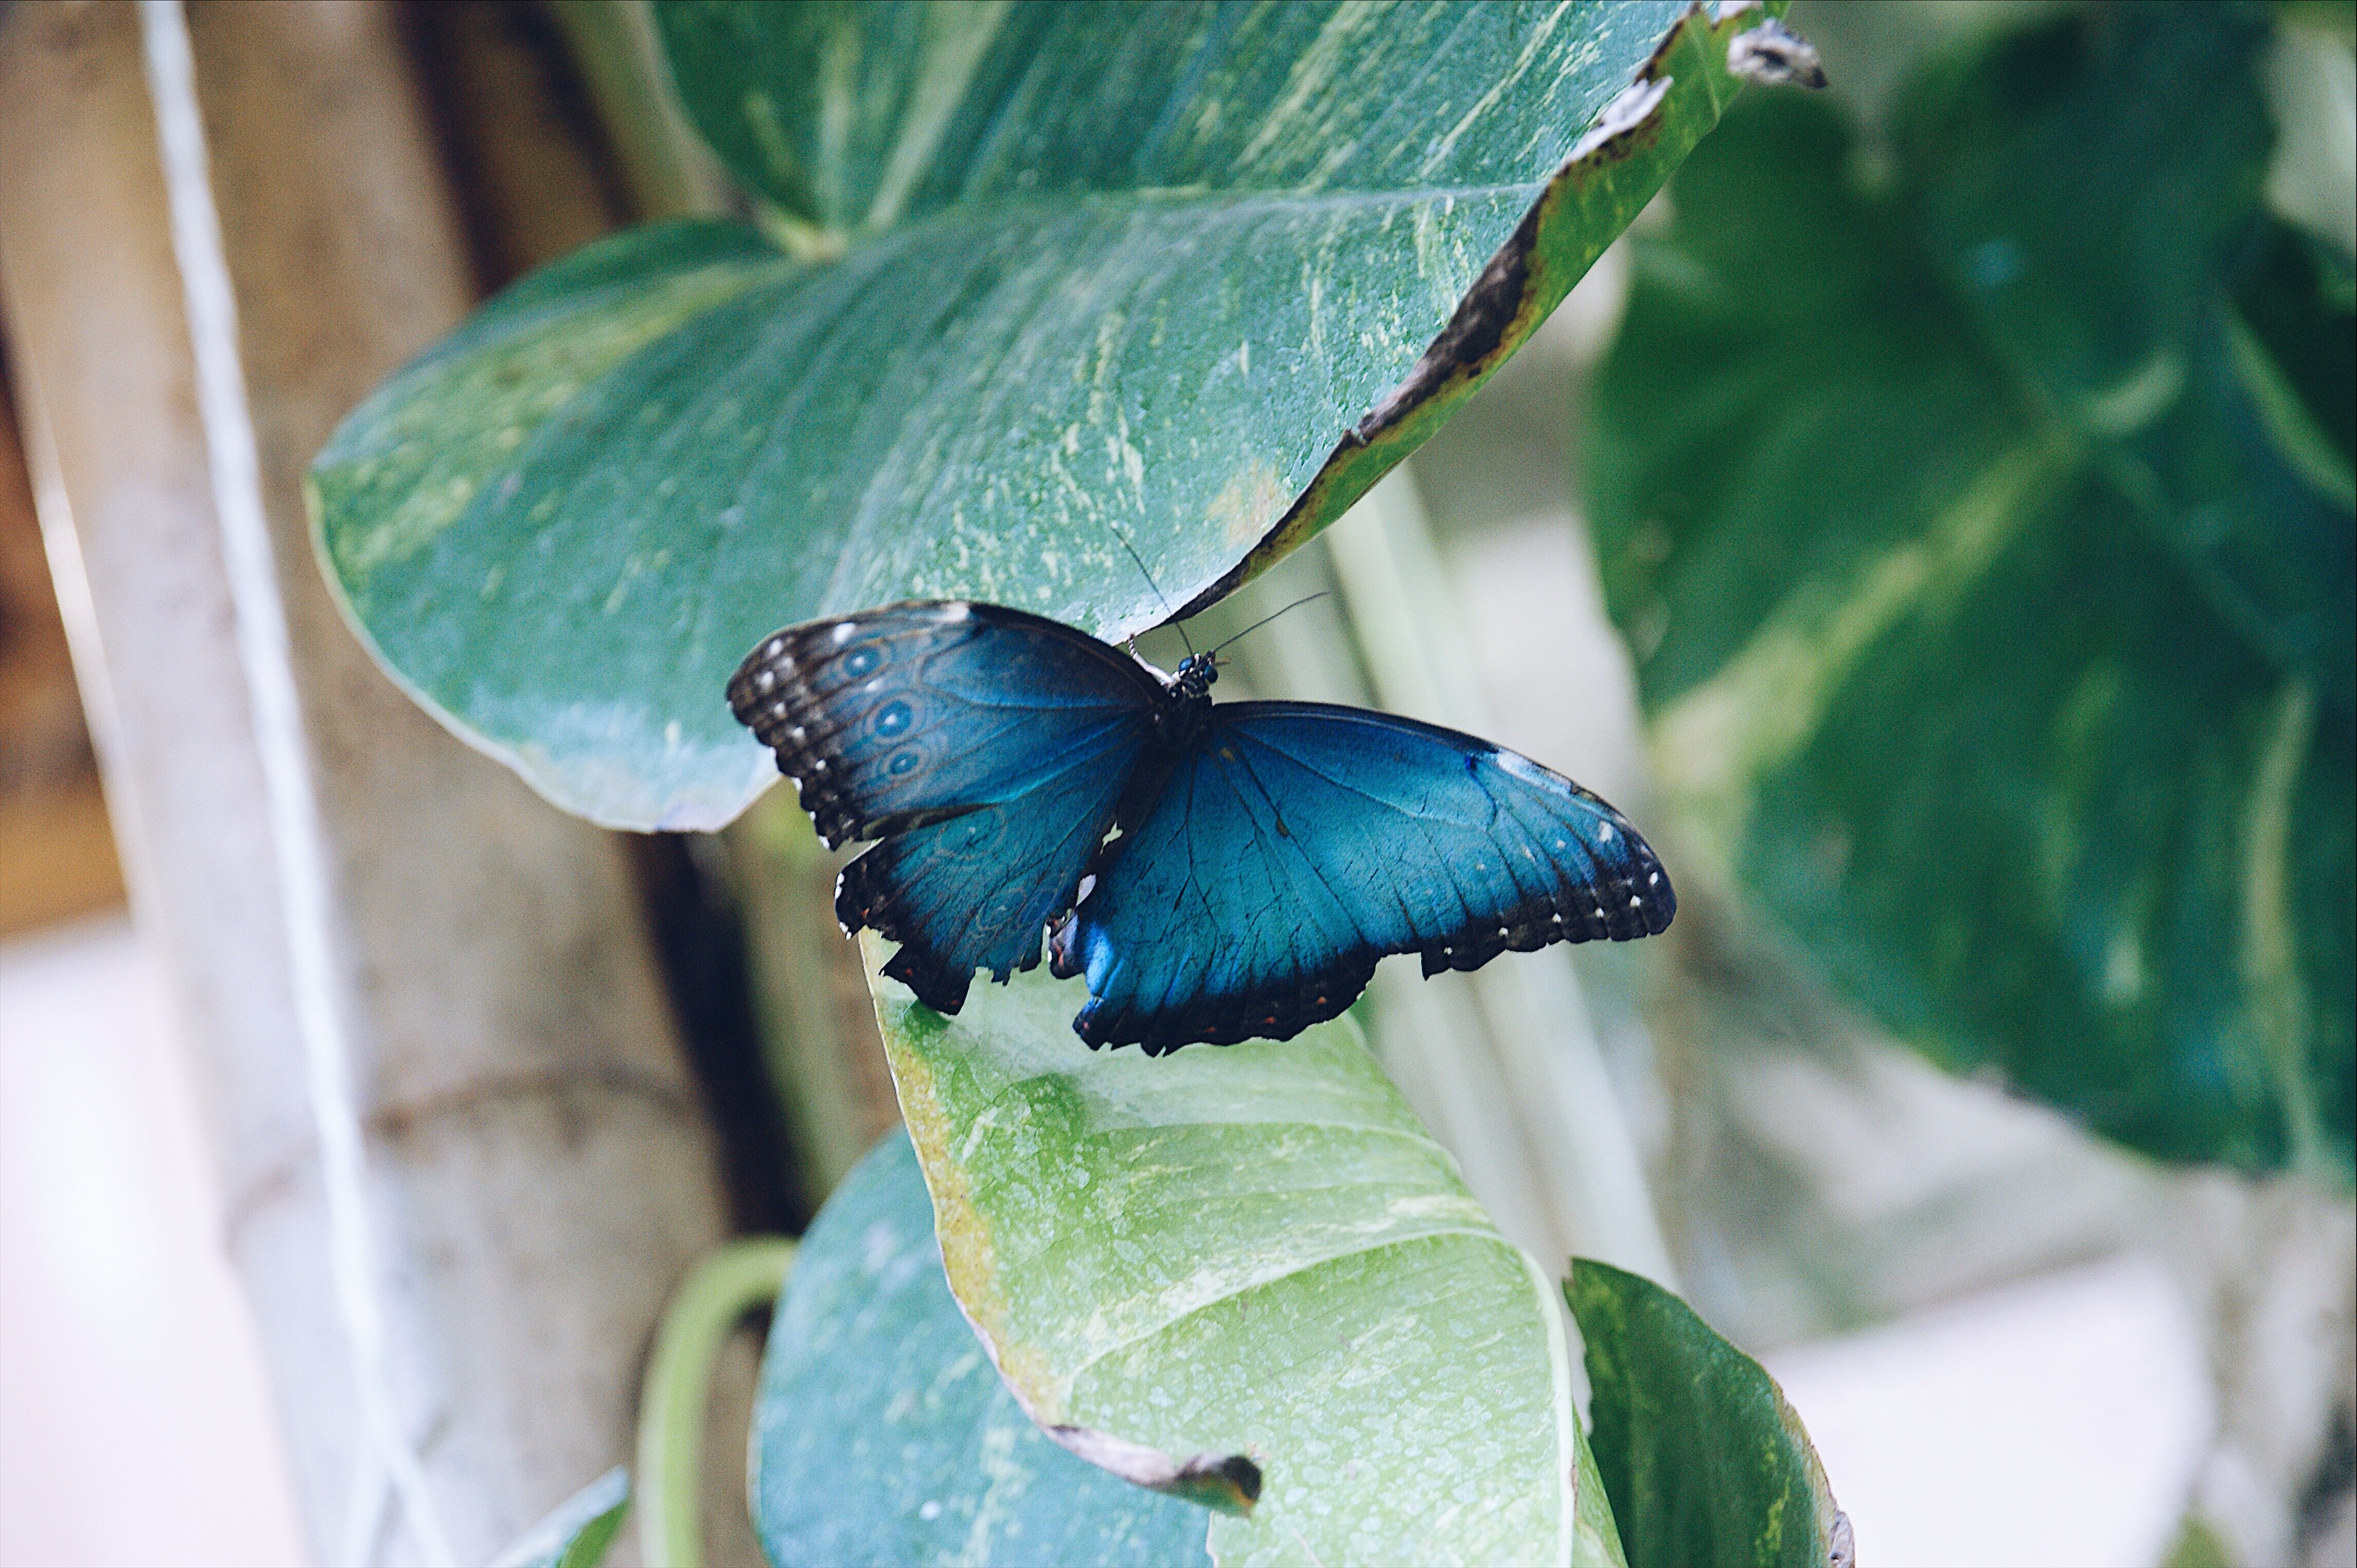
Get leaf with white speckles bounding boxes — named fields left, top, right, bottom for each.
left=859, top=934, right=1626, bottom=1568
left=310, top=0, right=1775, bottom=829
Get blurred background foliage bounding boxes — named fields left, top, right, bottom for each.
left=1590, top=0, right=2354, bottom=1177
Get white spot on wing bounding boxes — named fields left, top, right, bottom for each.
left=833, top=622, right=858, bottom=643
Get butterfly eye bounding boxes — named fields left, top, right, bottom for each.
left=873, top=700, right=913, bottom=738
left=842, top=647, right=881, bottom=678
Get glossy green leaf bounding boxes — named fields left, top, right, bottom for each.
left=751, top=1131, right=1210, bottom=1567
left=1565, top=1262, right=1847, bottom=1568
left=1586, top=6, right=2355, bottom=1174
left=310, top=0, right=1773, bottom=830
left=863, top=934, right=1625, bottom=1568
left=487, top=1467, right=630, bottom=1568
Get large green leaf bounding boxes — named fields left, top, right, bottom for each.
left=862, top=933, right=1625, bottom=1568
left=752, top=1130, right=1211, bottom=1566
left=1586, top=5, right=2355, bottom=1174
left=1565, top=1261, right=1847, bottom=1568
left=309, top=0, right=1772, bottom=830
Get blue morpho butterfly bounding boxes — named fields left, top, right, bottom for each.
left=728, top=599, right=1673, bottom=1055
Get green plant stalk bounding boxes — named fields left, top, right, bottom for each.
left=637, top=1238, right=798, bottom=1568
left=736, top=794, right=877, bottom=1199
left=542, top=0, right=734, bottom=222
left=2242, top=678, right=2323, bottom=1176
left=1326, top=467, right=1680, bottom=1288
left=1219, top=558, right=1580, bottom=1255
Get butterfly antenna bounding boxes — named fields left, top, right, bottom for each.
left=1205, top=590, right=1332, bottom=659
left=1106, top=521, right=1194, bottom=657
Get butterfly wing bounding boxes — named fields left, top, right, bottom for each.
left=1048, top=702, right=1674, bottom=1053
left=729, top=601, right=1160, bottom=1014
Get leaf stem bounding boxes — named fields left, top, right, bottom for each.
left=637, top=1238, right=798, bottom=1568
left=2242, top=678, right=2323, bottom=1175
left=1327, top=465, right=1680, bottom=1286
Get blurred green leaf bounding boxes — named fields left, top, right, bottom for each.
left=860, top=934, right=1625, bottom=1568
left=310, top=0, right=1768, bottom=830
left=1566, top=1261, right=1847, bottom=1568
left=1587, top=3, right=2355, bottom=1174
left=1897, top=2, right=2352, bottom=703
left=488, top=1467, right=630, bottom=1568
left=751, top=1131, right=1210, bottom=1566
left=2159, top=1513, right=2238, bottom=1568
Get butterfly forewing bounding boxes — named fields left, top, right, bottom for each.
left=729, top=602, right=1160, bottom=847
left=730, top=601, right=1163, bottom=1013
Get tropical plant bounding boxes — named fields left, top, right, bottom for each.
left=312, top=2, right=1858, bottom=1564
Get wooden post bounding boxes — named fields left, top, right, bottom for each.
left=0, top=4, right=735, bottom=1560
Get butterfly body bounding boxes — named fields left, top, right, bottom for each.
left=1142, top=650, right=1219, bottom=750
left=729, top=601, right=1672, bottom=1055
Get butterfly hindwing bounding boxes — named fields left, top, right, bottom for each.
left=729, top=601, right=1160, bottom=1013
left=833, top=758, right=1153, bottom=1013
left=1049, top=703, right=1674, bottom=1054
